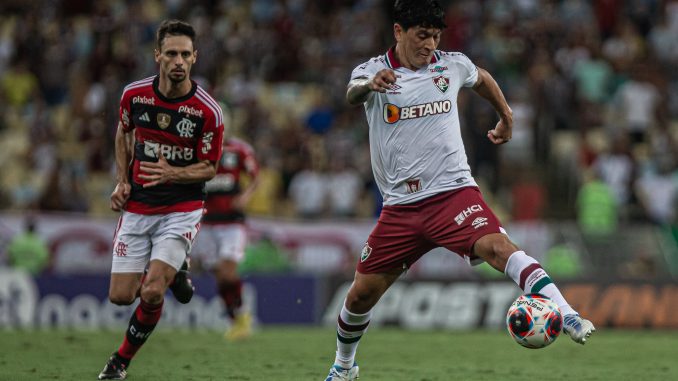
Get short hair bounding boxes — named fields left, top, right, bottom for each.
left=156, top=19, right=196, bottom=49
left=393, top=0, right=447, bottom=30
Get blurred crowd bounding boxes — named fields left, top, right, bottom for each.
left=0, top=0, right=677, bottom=227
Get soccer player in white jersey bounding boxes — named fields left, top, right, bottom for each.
left=324, top=1, right=594, bottom=380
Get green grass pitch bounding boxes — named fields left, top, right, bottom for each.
left=1, top=327, right=676, bottom=380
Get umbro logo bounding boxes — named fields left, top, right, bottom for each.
left=471, top=217, right=488, bottom=229
left=387, top=83, right=402, bottom=94
left=139, top=112, right=150, bottom=122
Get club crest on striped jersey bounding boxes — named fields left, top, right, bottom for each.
left=157, top=113, right=171, bottom=129
left=433, top=75, right=450, bottom=93
left=360, top=243, right=372, bottom=262
left=176, top=117, right=196, bottom=138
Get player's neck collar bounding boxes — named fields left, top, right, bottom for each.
left=153, top=75, right=197, bottom=103
left=385, top=46, right=438, bottom=69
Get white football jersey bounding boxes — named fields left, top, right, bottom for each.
left=351, top=47, right=479, bottom=205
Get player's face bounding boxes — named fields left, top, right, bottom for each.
left=395, top=24, right=441, bottom=69
left=155, top=35, right=197, bottom=84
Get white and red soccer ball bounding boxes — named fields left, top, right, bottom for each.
left=506, top=293, right=563, bottom=349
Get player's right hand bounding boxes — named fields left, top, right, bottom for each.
left=369, top=69, right=397, bottom=93
left=110, top=182, right=131, bottom=211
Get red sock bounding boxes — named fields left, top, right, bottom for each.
left=117, top=298, right=163, bottom=360
left=218, top=279, right=243, bottom=319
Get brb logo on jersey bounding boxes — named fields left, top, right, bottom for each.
left=144, top=140, right=194, bottom=161
left=383, top=100, right=452, bottom=124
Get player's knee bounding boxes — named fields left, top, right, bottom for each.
left=345, top=288, right=378, bottom=313
left=109, top=292, right=136, bottom=306
left=140, top=282, right=165, bottom=304
left=492, top=238, right=517, bottom=256
left=476, top=234, right=519, bottom=271
left=490, top=239, right=520, bottom=271
left=215, top=260, right=239, bottom=281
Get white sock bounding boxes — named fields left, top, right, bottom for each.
left=505, top=251, right=577, bottom=316
left=334, top=303, right=371, bottom=369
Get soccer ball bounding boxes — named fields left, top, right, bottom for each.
left=506, top=293, right=563, bottom=349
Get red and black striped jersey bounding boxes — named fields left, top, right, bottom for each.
left=119, top=76, right=224, bottom=214
left=202, top=137, right=259, bottom=223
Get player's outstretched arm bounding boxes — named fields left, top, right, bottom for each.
left=138, top=156, right=217, bottom=188
left=472, top=67, right=513, bottom=145
left=110, top=122, right=133, bottom=211
left=346, top=69, right=397, bottom=105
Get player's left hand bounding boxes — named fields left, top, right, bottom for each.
left=139, top=154, right=175, bottom=188
left=487, top=119, right=512, bottom=145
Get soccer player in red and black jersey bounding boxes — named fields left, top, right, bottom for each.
left=98, top=19, right=224, bottom=380
left=195, top=115, right=260, bottom=340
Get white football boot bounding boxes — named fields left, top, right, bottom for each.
left=325, top=363, right=359, bottom=381
left=563, top=314, right=596, bottom=344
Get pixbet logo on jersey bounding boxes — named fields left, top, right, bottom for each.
left=132, top=95, right=155, bottom=105
left=383, top=100, right=452, bottom=124
left=178, top=105, right=204, bottom=118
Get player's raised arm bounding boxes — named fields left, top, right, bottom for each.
left=472, top=67, right=513, bottom=145
left=346, top=69, right=398, bottom=105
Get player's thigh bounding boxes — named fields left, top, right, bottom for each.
left=143, top=254, right=181, bottom=299
left=151, top=210, right=203, bottom=270
left=357, top=206, right=431, bottom=274
left=150, top=237, right=188, bottom=274
left=147, top=255, right=180, bottom=283
left=108, top=273, right=143, bottom=305
left=213, top=224, right=247, bottom=262
left=346, top=269, right=404, bottom=314
left=191, top=224, right=216, bottom=263
left=472, top=233, right=519, bottom=271
left=213, top=258, right=239, bottom=281
left=111, top=212, right=155, bottom=274
left=425, top=187, right=505, bottom=265
left=196, top=224, right=247, bottom=270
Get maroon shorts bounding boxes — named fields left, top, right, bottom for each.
left=357, top=187, right=503, bottom=274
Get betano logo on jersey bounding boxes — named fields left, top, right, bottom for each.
left=383, top=100, right=452, bottom=124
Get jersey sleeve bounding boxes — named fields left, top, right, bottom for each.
left=198, top=110, right=224, bottom=163
left=350, top=57, right=382, bottom=83
left=119, top=91, right=133, bottom=132
left=349, top=58, right=382, bottom=104
left=456, top=53, right=479, bottom=88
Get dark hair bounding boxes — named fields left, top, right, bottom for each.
left=156, top=19, right=196, bottom=49
left=393, top=0, right=447, bottom=30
